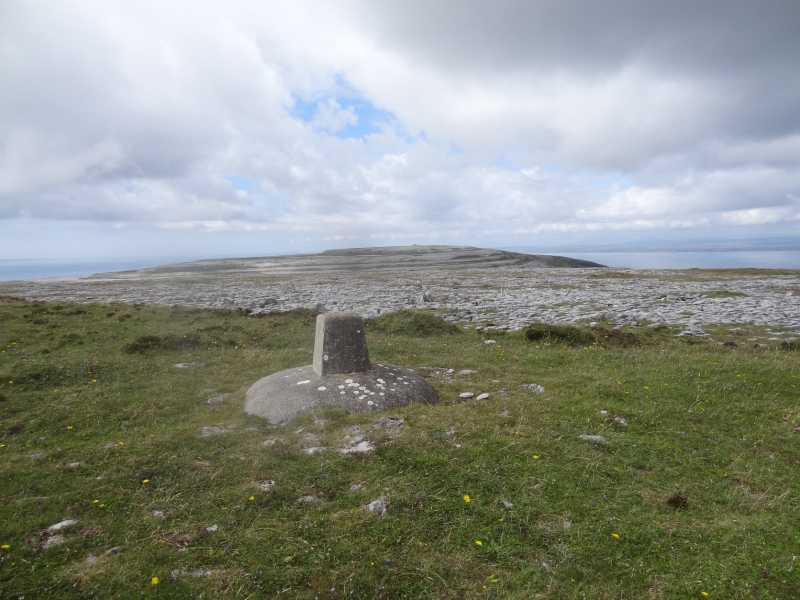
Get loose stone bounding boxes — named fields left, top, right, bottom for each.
left=297, top=495, right=321, bottom=505
left=47, top=519, right=79, bottom=533
left=256, top=480, right=275, bottom=492
left=579, top=434, right=609, bottom=446
left=365, top=496, right=388, bottom=517
left=42, top=535, right=66, bottom=550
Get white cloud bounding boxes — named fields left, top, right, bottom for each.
left=0, top=0, right=799, bottom=258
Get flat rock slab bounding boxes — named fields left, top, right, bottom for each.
left=245, top=363, right=439, bottom=424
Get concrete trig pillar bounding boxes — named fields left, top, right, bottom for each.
left=312, top=312, right=370, bottom=376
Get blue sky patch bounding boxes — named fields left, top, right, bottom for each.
left=290, top=76, right=404, bottom=140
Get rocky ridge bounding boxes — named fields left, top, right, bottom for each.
left=1, top=246, right=798, bottom=333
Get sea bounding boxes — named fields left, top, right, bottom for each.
left=0, top=258, right=186, bottom=282
left=1, top=250, right=799, bottom=282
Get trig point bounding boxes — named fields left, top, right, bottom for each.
left=245, top=311, right=439, bottom=424
left=312, top=313, right=370, bottom=376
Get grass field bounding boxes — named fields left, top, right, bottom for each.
left=1, top=299, right=799, bottom=598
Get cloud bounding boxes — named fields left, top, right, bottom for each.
left=0, top=0, right=798, bottom=257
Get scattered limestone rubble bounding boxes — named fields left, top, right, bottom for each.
left=5, top=262, right=798, bottom=332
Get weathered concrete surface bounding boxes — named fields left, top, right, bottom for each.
left=312, top=313, right=369, bottom=376
left=244, top=363, right=439, bottom=424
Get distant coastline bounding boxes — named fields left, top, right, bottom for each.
left=3, top=247, right=800, bottom=281
left=0, top=257, right=185, bottom=282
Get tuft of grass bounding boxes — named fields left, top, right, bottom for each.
left=367, top=309, right=460, bottom=336
left=123, top=333, right=202, bottom=354
left=524, top=323, right=597, bottom=346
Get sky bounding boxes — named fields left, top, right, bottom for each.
left=1, top=0, right=799, bottom=259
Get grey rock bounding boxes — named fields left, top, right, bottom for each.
left=47, top=519, right=79, bottom=533
left=174, top=362, right=197, bottom=369
left=42, top=534, right=66, bottom=550
left=501, top=500, right=514, bottom=509
left=206, top=393, right=226, bottom=407
left=245, top=363, right=438, bottom=424
left=171, top=569, right=214, bottom=580
left=151, top=510, right=166, bottom=519
left=300, top=432, right=322, bottom=447
left=458, top=392, right=475, bottom=399
left=256, top=480, right=275, bottom=492
left=303, top=446, right=327, bottom=455
left=340, top=439, right=375, bottom=455
left=297, top=495, right=321, bottom=505
left=476, top=392, right=490, bottom=400
left=199, top=425, right=230, bottom=437
left=205, top=524, right=219, bottom=533
left=579, top=434, right=609, bottom=446
left=365, top=496, right=388, bottom=517
left=373, top=415, right=405, bottom=429
left=522, top=383, right=545, bottom=394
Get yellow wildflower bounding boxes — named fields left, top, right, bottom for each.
left=0, top=443, right=6, bottom=449
left=532, top=454, right=540, bottom=460
left=1, top=544, right=10, bottom=551
left=611, top=532, right=621, bottom=540
left=463, top=495, right=471, bottom=504
left=142, top=479, right=150, bottom=485
left=700, top=593, right=710, bottom=599
left=150, top=576, right=160, bottom=586
left=91, top=379, right=97, bottom=384
left=248, top=495, right=256, bottom=502
left=66, top=425, right=74, bottom=431
left=92, top=499, right=100, bottom=504
left=474, top=539, right=483, bottom=547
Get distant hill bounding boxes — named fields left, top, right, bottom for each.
left=101, top=245, right=603, bottom=278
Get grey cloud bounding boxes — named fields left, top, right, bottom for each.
left=0, top=0, right=798, bottom=257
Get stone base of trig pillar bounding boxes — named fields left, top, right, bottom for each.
left=313, top=313, right=369, bottom=376
left=244, top=311, right=439, bottom=424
